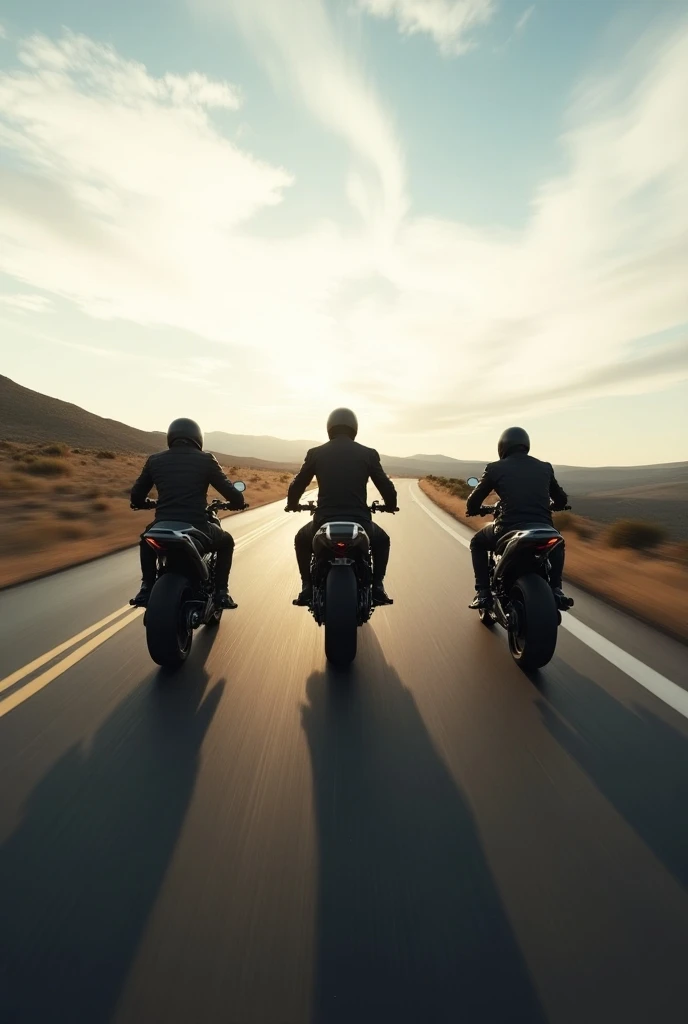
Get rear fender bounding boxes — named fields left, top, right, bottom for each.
left=145, top=530, right=209, bottom=582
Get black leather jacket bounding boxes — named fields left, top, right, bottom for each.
left=131, top=443, right=245, bottom=527
left=287, top=436, right=397, bottom=525
left=465, top=452, right=568, bottom=530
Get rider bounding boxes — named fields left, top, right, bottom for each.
left=130, top=418, right=246, bottom=609
left=466, top=426, right=571, bottom=610
left=286, top=407, right=398, bottom=607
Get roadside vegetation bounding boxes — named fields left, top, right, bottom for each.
left=0, top=441, right=293, bottom=588
left=420, top=475, right=688, bottom=643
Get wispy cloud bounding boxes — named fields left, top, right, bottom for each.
left=358, top=0, right=497, bottom=55
left=214, top=0, right=408, bottom=237
left=515, top=4, right=535, bottom=36
left=0, top=292, right=52, bottom=313
left=0, top=18, right=687, bottom=442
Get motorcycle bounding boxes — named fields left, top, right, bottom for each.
left=289, top=501, right=398, bottom=666
left=131, top=484, right=247, bottom=668
left=465, top=476, right=573, bottom=670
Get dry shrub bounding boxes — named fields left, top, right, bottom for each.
left=0, top=472, right=44, bottom=493
left=0, top=521, right=89, bottom=555
left=607, top=519, right=666, bottom=552
left=92, top=500, right=111, bottom=513
left=553, top=511, right=573, bottom=531
left=57, top=508, right=87, bottom=521
left=96, top=450, right=117, bottom=460
left=280, top=473, right=290, bottom=483
left=42, top=443, right=69, bottom=456
left=19, top=457, right=73, bottom=478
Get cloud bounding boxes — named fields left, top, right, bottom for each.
left=215, top=0, right=408, bottom=236
left=0, top=292, right=52, bottom=312
left=358, top=0, right=496, bottom=55
left=0, top=20, right=687, bottom=445
left=514, top=4, right=535, bottom=36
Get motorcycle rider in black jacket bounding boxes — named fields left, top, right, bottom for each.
left=466, top=426, right=571, bottom=610
left=286, top=408, right=398, bottom=607
left=130, top=418, right=246, bottom=609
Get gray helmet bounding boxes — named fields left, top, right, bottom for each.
left=498, top=426, right=530, bottom=459
left=167, top=417, right=203, bottom=450
left=327, top=407, right=358, bottom=440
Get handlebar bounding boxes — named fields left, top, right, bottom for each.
left=130, top=498, right=249, bottom=512
left=467, top=502, right=573, bottom=518
left=285, top=501, right=399, bottom=515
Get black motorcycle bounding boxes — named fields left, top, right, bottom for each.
left=466, top=477, right=573, bottom=670
left=290, top=501, right=397, bottom=666
left=131, top=485, right=247, bottom=668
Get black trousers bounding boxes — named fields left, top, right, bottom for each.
left=139, top=521, right=235, bottom=589
left=295, top=519, right=390, bottom=585
left=470, top=523, right=564, bottom=590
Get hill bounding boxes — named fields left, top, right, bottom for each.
left=1, top=376, right=686, bottom=503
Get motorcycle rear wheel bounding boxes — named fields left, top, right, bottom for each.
left=508, top=574, right=558, bottom=670
left=145, top=573, right=193, bottom=668
left=324, top=565, right=358, bottom=666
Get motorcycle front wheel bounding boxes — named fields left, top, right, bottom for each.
left=145, top=573, right=193, bottom=668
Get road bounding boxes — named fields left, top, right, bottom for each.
left=1, top=479, right=688, bottom=1024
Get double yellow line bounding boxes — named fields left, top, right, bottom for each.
left=0, top=498, right=308, bottom=720
left=0, top=605, right=143, bottom=719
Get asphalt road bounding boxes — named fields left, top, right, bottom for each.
left=1, top=479, right=688, bottom=1024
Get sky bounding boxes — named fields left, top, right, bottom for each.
left=0, top=0, right=687, bottom=466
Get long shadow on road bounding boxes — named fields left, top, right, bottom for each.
left=537, top=665, right=688, bottom=891
left=0, top=634, right=224, bottom=1024
left=302, top=628, right=546, bottom=1024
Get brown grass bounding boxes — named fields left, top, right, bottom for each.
left=419, top=478, right=688, bottom=643
left=0, top=444, right=292, bottom=588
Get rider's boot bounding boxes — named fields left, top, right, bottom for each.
left=469, top=587, right=491, bottom=609
left=552, top=586, right=574, bottom=610
left=293, top=582, right=313, bottom=606
left=215, top=588, right=238, bottom=610
left=372, top=581, right=393, bottom=605
left=130, top=580, right=152, bottom=607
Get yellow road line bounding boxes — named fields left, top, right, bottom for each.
left=0, top=496, right=310, bottom=717
left=0, top=604, right=133, bottom=696
left=0, top=608, right=143, bottom=718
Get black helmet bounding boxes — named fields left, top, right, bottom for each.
left=498, top=426, right=530, bottom=459
left=167, top=417, right=203, bottom=450
left=327, top=407, right=358, bottom=440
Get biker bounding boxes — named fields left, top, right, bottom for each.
left=466, top=426, right=571, bottom=610
left=130, top=418, right=246, bottom=609
left=286, top=407, right=398, bottom=607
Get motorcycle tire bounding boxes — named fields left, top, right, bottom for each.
left=324, top=565, right=358, bottom=666
left=508, top=573, right=558, bottom=670
left=145, top=573, right=193, bottom=668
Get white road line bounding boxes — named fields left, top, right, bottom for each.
left=409, top=481, right=688, bottom=718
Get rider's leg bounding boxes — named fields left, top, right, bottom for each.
left=293, top=521, right=316, bottom=603
left=369, top=523, right=392, bottom=604
left=469, top=525, right=495, bottom=607
left=131, top=526, right=157, bottom=605
left=211, top=527, right=237, bottom=608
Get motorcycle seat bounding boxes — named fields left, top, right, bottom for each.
left=494, top=525, right=561, bottom=554
left=145, top=522, right=213, bottom=553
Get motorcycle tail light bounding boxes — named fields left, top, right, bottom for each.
left=146, top=537, right=165, bottom=551
left=536, top=538, right=561, bottom=551
left=336, top=541, right=347, bottom=549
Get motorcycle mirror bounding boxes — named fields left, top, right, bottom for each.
left=233, top=480, right=246, bottom=492
left=467, top=477, right=479, bottom=488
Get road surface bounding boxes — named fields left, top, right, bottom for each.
left=1, top=479, right=688, bottom=1024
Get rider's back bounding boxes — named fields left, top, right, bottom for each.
left=132, top=446, right=223, bottom=526
left=486, top=452, right=562, bottom=529
left=290, top=435, right=396, bottom=523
